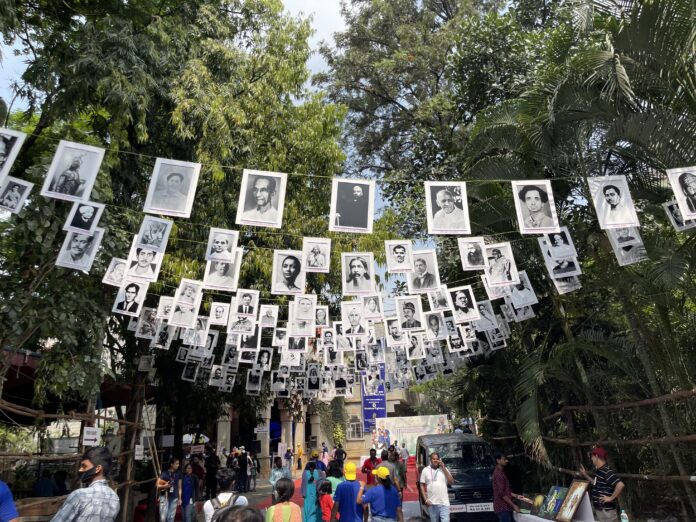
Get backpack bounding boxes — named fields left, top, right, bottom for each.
left=210, top=494, right=239, bottom=522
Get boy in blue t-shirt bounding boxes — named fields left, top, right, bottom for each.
left=331, top=463, right=363, bottom=522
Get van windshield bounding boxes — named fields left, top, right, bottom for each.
left=429, top=442, right=494, bottom=470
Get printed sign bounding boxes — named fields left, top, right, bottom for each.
left=82, top=427, right=101, bottom=447
left=134, top=444, right=144, bottom=461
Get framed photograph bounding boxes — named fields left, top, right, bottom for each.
left=385, top=317, right=408, bottom=347
left=538, top=238, right=582, bottom=279
left=341, top=252, right=376, bottom=296
left=408, top=249, right=441, bottom=294
left=40, top=140, right=105, bottom=202
left=255, top=348, right=273, bottom=372
left=0, top=128, right=27, bottom=186
left=203, top=250, right=243, bottom=291
left=544, top=227, right=578, bottom=260
left=113, top=278, right=150, bottom=318
left=302, top=237, right=331, bottom=273
left=181, top=361, right=199, bottom=383
left=663, top=200, right=696, bottom=232
left=0, top=177, right=34, bottom=214
left=102, top=257, right=127, bottom=287
left=135, top=308, right=159, bottom=340
left=384, top=240, right=413, bottom=273
left=511, top=180, right=560, bottom=234
left=175, top=347, right=190, bottom=363
left=362, top=295, right=384, bottom=321
left=510, top=271, right=538, bottom=308
left=474, top=300, right=498, bottom=331
left=428, top=286, right=453, bottom=313
left=56, top=228, right=104, bottom=272
left=666, top=166, right=696, bottom=219
left=235, top=169, right=287, bottom=228
left=606, top=226, right=641, bottom=247
left=156, top=296, right=174, bottom=319
left=341, top=301, right=368, bottom=337
left=424, top=311, right=447, bottom=341
left=329, top=178, right=375, bottom=233
left=143, top=157, right=201, bottom=218
left=169, top=278, right=204, bottom=328
left=125, top=240, right=163, bottom=283
left=315, top=305, right=329, bottom=328
left=272, top=328, right=288, bottom=348
left=395, top=295, right=424, bottom=331
left=587, top=175, right=640, bottom=229
left=63, top=201, right=105, bottom=235
left=135, top=216, right=172, bottom=253
left=607, top=229, right=648, bottom=267
left=205, top=228, right=239, bottom=262
left=271, top=249, right=306, bottom=295
left=448, top=285, right=479, bottom=324
left=537, top=486, right=568, bottom=519
left=406, top=333, right=425, bottom=360
left=259, top=305, right=279, bottom=327
left=555, top=481, right=590, bottom=522
left=209, top=302, right=230, bottom=326
left=424, top=181, right=471, bottom=234
left=484, top=242, right=519, bottom=287
left=208, top=365, right=225, bottom=387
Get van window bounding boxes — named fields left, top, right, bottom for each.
left=429, top=442, right=493, bottom=470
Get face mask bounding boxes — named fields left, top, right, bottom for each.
left=80, top=466, right=99, bottom=485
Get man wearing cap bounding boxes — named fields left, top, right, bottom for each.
left=361, top=448, right=382, bottom=487
left=400, top=302, right=422, bottom=329
left=305, top=450, right=327, bottom=472
left=419, top=452, right=454, bottom=522
left=330, top=462, right=363, bottom=522
left=579, top=447, right=624, bottom=521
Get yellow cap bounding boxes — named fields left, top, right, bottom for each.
left=372, top=466, right=390, bottom=480
left=312, top=450, right=319, bottom=458
left=344, top=462, right=357, bottom=480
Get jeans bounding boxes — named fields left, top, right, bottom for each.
left=496, top=512, right=513, bottom=522
left=166, top=497, right=178, bottom=522
left=237, top=472, right=248, bottom=492
left=182, top=503, right=196, bottom=522
left=429, top=504, right=450, bottom=522
left=594, top=509, right=619, bottom=522
left=372, top=516, right=396, bottom=522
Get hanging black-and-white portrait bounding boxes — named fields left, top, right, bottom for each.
left=485, top=242, right=520, bottom=287
left=538, top=238, right=582, bottom=279
left=448, top=285, right=479, bottom=324
left=588, top=175, right=640, bottom=229
left=258, top=304, right=278, bottom=327
left=406, top=333, right=425, bottom=360
left=315, top=305, right=329, bottom=327
left=113, top=278, right=150, bottom=318
left=0, top=128, right=26, bottom=186
left=456, top=237, right=487, bottom=271
left=236, top=169, right=287, bottom=228
left=209, top=302, right=230, bottom=326
left=302, top=236, right=331, bottom=273
left=135, top=307, right=159, bottom=340
left=474, top=300, right=498, bottom=331
left=510, top=271, right=538, bottom=308
left=408, top=249, right=441, bottom=294
left=427, top=286, right=453, bottom=313
left=424, top=181, right=471, bottom=235
left=181, top=361, right=199, bottom=382
left=607, top=229, right=648, bottom=267
left=56, top=228, right=104, bottom=272
left=255, top=349, right=272, bottom=372
left=271, top=249, right=305, bottom=295
left=273, top=328, right=288, bottom=348
left=0, top=177, right=33, bottom=214
left=341, top=301, right=367, bottom=337
left=182, top=316, right=210, bottom=348
left=663, top=200, right=696, bottom=232
left=41, top=140, right=105, bottom=202
left=135, top=216, right=172, bottom=253
left=385, top=317, right=408, bottom=348
left=341, top=252, right=376, bottom=296
left=362, top=295, right=384, bottom=321
left=511, top=180, right=560, bottom=234
left=125, top=238, right=163, bottom=283
left=607, top=226, right=641, bottom=247
left=384, top=240, right=413, bottom=273
left=205, top=227, right=238, bottom=262
left=552, top=276, right=583, bottom=295
left=204, top=250, right=243, bottom=291
left=208, top=365, right=225, bottom=387
left=102, top=257, right=127, bottom=288
left=395, top=295, right=424, bottom=331
left=143, top=158, right=201, bottom=218
left=544, top=227, right=577, bottom=260
left=293, top=294, right=317, bottom=323
left=156, top=296, right=174, bottom=319
left=666, top=167, right=696, bottom=220
left=175, top=347, right=190, bottom=363
left=64, top=201, right=105, bottom=235
left=169, top=278, right=204, bottom=328
left=151, top=323, right=175, bottom=350
left=481, top=274, right=512, bottom=301
left=424, top=311, right=447, bottom=341
left=329, top=178, right=375, bottom=233
left=227, top=313, right=255, bottom=335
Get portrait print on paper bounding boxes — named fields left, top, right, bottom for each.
left=181, top=362, right=199, bottom=383
left=544, top=227, right=577, bottom=260
left=156, top=296, right=174, bottom=319
left=341, top=301, right=367, bottom=337
left=607, top=229, right=648, bottom=267
left=102, top=257, right=127, bottom=287
left=293, top=294, right=317, bottom=322
left=481, top=274, right=511, bottom=301
left=424, top=181, right=471, bottom=234
left=64, top=201, right=105, bottom=235
left=135, top=308, right=159, bottom=340
left=112, top=278, right=150, bottom=318
left=143, top=158, right=201, bottom=218
left=0, top=128, right=27, bottom=186
left=302, top=237, right=331, bottom=273
left=386, top=317, right=408, bottom=348
left=135, top=216, right=172, bottom=253
left=40, top=140, right=105, bottom=202
left=235, top=169, right=287, bottom=228
left=666, top=166, right=696, bottom=220
left=510, top=271, right=538, bottom=308
left=553, top=275, right=582, bottom=295
left=424, top=311, right=447, bottom=341
left=210, top=302, right=230, bottom=326
left=329, top=178, right=375, bottom=233
left=362, top=295, right=384, bottom=321
left=538, top=238, right=582, bottom=279
left=341, top=252, right=376, bottom=296
left=315, top=305, right=329, bottom=327
left=125, top=240, right=163, bottom=283
left=395, top=295, right=424, bottom=331
left=271, top=249, right=305, bottom=295
left=588, top=175, right=640, bottom=229
left=259, top=305, right=279, bottom=327
left=457, top=237, right=487, bottom=271
left=428, top=286, right=453, bottom=314
left=56, top=228, right=104, bottom=272
left=384, top=240, right=413, bottom=273
left=474, top=300, right=498, bottom=331
left=485, top=242, right=519, bottom=287
left=511, top=180, right=560, bottom=234
left=663, top=200, right=696, bottom=232
left=205, top=228, right=238, bottom=262
left=607, top=226, right=641, bottom=247
left=448, top=285, right=480, bottom=324
left=204, top=249, right=243, bottom=291
left=169, top=278, right=204, bottom=328
left=408, top=249, right=441, bottom=294
left=0, top=177, right=34, bottom=214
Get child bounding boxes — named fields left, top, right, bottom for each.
left=318, top=480, right=336, bottom=522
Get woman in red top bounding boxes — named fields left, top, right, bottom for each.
left=319, top=480, right=337, bottom=521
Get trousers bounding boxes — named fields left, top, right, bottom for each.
left=429, top=504, right=450, bottom=522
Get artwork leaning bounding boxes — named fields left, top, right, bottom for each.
left=555, top=480, right=590, bottom=522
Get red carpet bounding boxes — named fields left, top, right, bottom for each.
left=255, top=458, right=420, bottom=509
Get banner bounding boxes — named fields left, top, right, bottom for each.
left=373, top=414, right=449, bottom=454
left=361, top=363, right=387, bottom=433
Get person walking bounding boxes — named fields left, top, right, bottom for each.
left=249, top=452, right=259, bottom=491
left=326, top=460, right=344, bottom=498
left=330, top=463, right=363, bottom=522
left=301, top=461, right=322, bottom=522
left=334, top=444, right=346, bottom=468
left=579, top=447, right=625, bottom=522
left=265, top=477, right=302, bottom=522
left=492, top=452, right=519, bottom=522
left=361, top=448, right=381, bottom=487
left=237, top=447, right=249, bottom=493
left=203, top=469, right=248, bottom=522
left=270, top=457, right=292, bottom=490
left=157, top=458, right=181, bottom=522
left=296, top=443, right=304, bottom=472
left=318, top=480, right=335, bottom=522
left=357, top=467, right=402, bottom=522
left=51, top=447, right=120, bottom=522
left=205, top=447, right=221, bottom=500
left=179, top=463, right=199, bottom=522
left=399, top=443, right=409, bottom=462
left=419, top=452, right=454, bottom=522
left=0, top=479, right=18, bottom=522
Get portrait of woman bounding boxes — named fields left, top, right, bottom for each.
left=272, top=250, right=306, bottom=294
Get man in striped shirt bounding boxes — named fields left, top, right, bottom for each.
left=579, top=447, right=625, bottom=522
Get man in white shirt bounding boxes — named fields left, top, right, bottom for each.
left=419, top=452, right=454, bottom=522
left=432, top=189, right=467, bottom=230
left=243, top=176, right=279, bottom=223
left=202, top=469, right=248, bottom=522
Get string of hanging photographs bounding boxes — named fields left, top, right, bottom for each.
left=2, top=129, right=695, bottom=399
